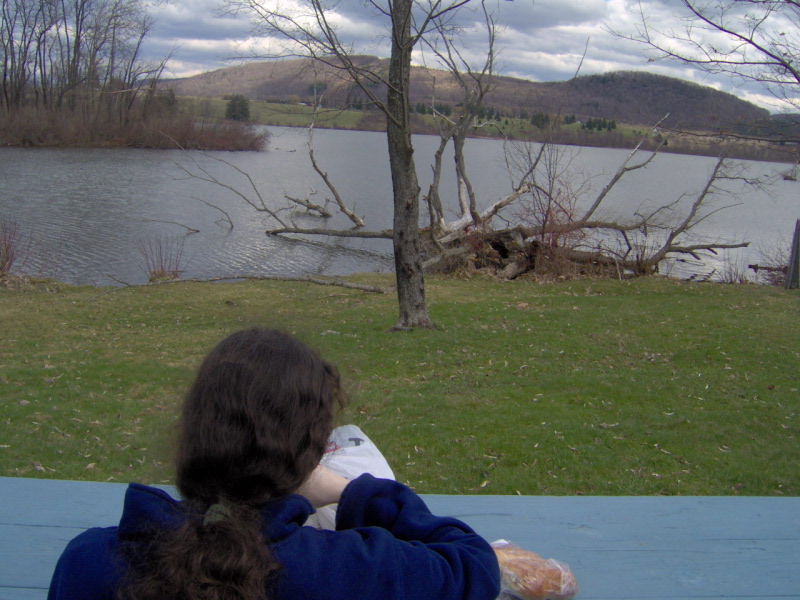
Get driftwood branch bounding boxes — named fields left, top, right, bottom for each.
left=142, top=219, right=200, bottom=233
left=267, top=227, right=393, bottom=239
left=193, top=198, right=234, bottom=229
left=284, top=193, right=333, bottom=217
left=307, top=118, right=365, bottom=227
left=438, top=183, right=534, bottom=244
left=421, top=246, right=470, bottom=270
left=175, top=154, right=289, bottom=228
left=748, top=264, right=787, bottom=274
left=93, top=274, right=390, bottom=299
left=668, top=241, right=750, bottom=261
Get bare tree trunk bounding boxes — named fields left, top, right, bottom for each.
left=426, top=135, right=448, bottom=230
left=453, top=132, right=480, bottom=224
left=221, top=0, right=479, bottom=328
left=387, top=0, right=432, bottom=329
left=454, top=135, right=470, bottom=218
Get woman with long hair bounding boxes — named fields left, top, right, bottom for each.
left=48, top=328, right=501, bottom=600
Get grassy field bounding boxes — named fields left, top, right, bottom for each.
left=176, top=96, right=792, bottom=162
left=180, top=97, right=368, bottom=130
left=178, top=96, right=642, bottom=139
left=1, top=275, right=797, bottom=496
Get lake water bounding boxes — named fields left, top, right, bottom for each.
left=0, top=126, right=797, bottom=286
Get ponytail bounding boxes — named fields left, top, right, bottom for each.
left=118, top=500, right=276, bottom=600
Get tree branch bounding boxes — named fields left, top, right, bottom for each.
left=306, top=122, right=364, bottom=227
left=284, top=193, right=332, bottom=218
left=267, top=227, right=393, bottom=239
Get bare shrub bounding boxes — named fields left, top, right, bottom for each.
left=719, top=255, right=752, bottom=284
left=0, top=109, right=268, bottom=151
left=530, top=245, right=599, bottom=280
left=0, top=216, right=31, bottom=277
left=750, top=241, right=789, bottom=287
left=134, top=117, right=269, bottom=151
left=136, top=236, right=186, bottom=282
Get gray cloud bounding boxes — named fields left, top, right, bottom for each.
left=142, top=0, right=780, bottom=110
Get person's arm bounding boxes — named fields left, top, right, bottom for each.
left=297, top=464, right=349, bottom=508
left=329, top=473, right=500, bottom=600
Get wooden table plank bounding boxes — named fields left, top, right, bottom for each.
left=1, top=477, right=130, bottom=527
left=0, top=588, right=52, bottom=600
left=423, top=495, right=800, bottom=600
left=1, top=477, right=798, bottom=600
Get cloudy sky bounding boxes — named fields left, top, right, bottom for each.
left=143, top=0, right=785, bottom=111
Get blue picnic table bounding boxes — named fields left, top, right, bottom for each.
left=1, top=476, right=798, bottom=599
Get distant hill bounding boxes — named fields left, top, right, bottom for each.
left=527, top=72, right=770, bottom=131
left=163, top=57, right=770, bottom=132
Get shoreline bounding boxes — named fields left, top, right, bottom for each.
left=1, top=116, right=796, bottom=164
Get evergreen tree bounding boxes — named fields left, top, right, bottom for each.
left=434, top=102, right=452, bottom=116
left=530, top=111, right=550, bottom=129
left=225, top=95, right=251, bottom=121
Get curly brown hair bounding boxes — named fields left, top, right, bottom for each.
left=118, top=328, right=344, bottom=600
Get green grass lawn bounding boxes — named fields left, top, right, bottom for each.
left=179, top=97, right=369, bottom=130
left=177, top=96, right=628, bottom=139
left=175, top=97, right=784, bottom=161
left=1, top=275, right=797, bottom=496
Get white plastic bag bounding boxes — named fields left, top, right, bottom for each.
left=304, top=425, right=394, bottom=530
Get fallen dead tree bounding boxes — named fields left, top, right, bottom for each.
left=180, top=109, right=753, bottom=284
left=418, top=139, right=752, bottom=280
left=261, top=136, right=752, bottom=281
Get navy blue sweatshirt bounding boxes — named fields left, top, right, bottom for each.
left=48, top=473, right=501, bottom=600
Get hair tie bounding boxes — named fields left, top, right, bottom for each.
left=203, top=503, right=230, bottom=526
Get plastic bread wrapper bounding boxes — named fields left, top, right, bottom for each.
left=304, top=425, right=395, bottom=530
left=491, top=540, right=579, bottom=600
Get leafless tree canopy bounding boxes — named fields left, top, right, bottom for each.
left=193, top=0, right=753, bottom=295
left=616, top=0, right=800, bottom=113
left=1, top=0, right=170, bottom=121
left=224, top=0, right=485, bottom=329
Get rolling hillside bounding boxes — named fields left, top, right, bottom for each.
left=164, top=57, right=770, bottom=132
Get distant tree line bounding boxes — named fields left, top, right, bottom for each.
left=0, top=0, right=167, bottom=122
left=413, top=102, right=453, bottom=116
left=408, top=102, right=623, bottom=133
left=581, top=117, right=617, bottom=132
left=0, top=0, right=266, bottom=149
left=529, top=111, right=550, bottom=129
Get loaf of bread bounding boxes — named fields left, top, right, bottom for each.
left=491, top=541, right=578, bottom=600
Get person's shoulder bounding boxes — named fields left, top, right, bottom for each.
left=118, top=482, right=184, bottom=537
left=63, top=525, right=121, bottom=572
left=126, top=482, right=179, bottom=503
left=48, top=526, right=121, bottom=599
